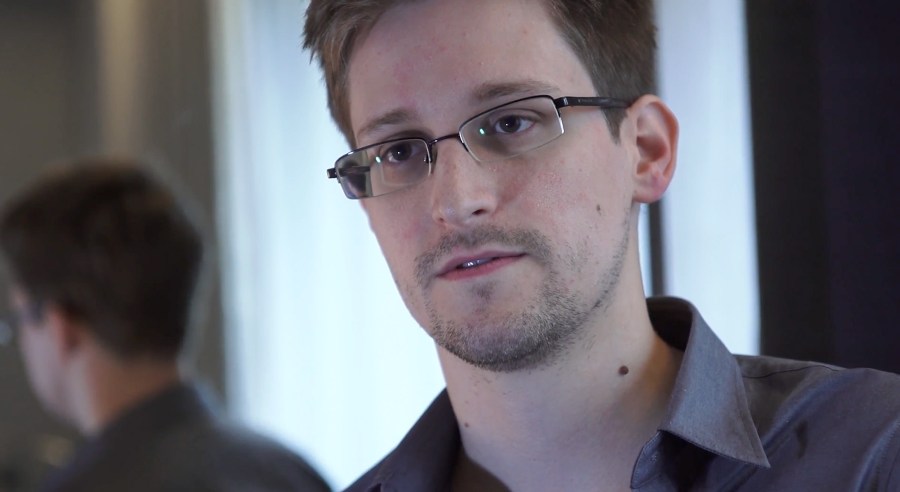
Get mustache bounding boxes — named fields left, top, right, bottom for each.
left=414, top=226, right=551, bottom=286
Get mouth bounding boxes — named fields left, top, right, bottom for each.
left=436, top=251, right=526, bottom=280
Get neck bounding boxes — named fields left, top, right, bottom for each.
left=440, top=281, right=682, bottom=491
left=67, top=344, right=183, bottom=436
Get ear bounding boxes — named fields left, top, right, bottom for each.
left=628, top=95, right=679, bottom=204
left=43, top=304, right=87, bottom=357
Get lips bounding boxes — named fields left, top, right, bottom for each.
left=414, top=227, right=551, bottom=288
left=436, top=251, right=525, bottom=278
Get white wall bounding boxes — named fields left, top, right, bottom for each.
left=656, top=0, right=759, bottom=355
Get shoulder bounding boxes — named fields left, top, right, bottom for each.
left=43, top=419, right=331, bottom=492
left=167, top=419, right=332, bottom=491
left=736, top=355, right=900, bottom=421
left=735, top=355, right=900, bottom=489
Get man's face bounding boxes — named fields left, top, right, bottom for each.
left=11, top=288, right=67, bottom=417
left=346, top=0, right=640, bottom=371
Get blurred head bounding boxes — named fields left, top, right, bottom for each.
left=304, top=0, right=657, bottom=147
left=0, top=157, right=206, bottom=362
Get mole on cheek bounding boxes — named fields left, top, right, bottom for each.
left=596, top=204, right=602, bottom=215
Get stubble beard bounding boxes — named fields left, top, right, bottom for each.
left=414, top=223, right=629, bottom=373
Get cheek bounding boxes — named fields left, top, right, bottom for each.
left=21, top=334, right=50, bottom=396
left=369, top=208, right=420, bottom=248
left=522, top=167, right=565, bottom=215
left=365, top=206, right=426, bottom=277
left=518, top=151, right=630, bottom=255
left=19, top=330, right=38, bottom=366
left=522, top=156, right=608, bottom=223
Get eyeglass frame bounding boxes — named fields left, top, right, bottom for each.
left=326, top=94, right=633, bottom=199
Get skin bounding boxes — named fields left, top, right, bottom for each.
left=346, top=0, right=680, bottom=489
left=13, top=288, right=69, bottom=420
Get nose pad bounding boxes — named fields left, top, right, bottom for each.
left=429, top=137, right=499, bottom=228
left=426, top=133, right=469, bottom=165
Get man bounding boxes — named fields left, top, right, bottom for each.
left=0, top=158, right=331, bottom=492
left=303, top=0, right=900, bottom=490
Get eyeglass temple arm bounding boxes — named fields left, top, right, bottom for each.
left=555, top=96, right=632, bottom=109
left=327, top=166, right=372, bottom=180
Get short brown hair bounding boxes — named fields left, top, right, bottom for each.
left=0, top=157, right=205, bottom=359
left=303, top=0, right=657, bottom=146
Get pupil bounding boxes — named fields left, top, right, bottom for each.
left=391, top=143, right=411, bottom=161
left=499, top=116, right=521, bottom=133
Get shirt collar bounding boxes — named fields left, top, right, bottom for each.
left=632, top=297, right=770, bottom=487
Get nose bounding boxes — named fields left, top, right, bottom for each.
left=429, top=137, right=500, bottom=228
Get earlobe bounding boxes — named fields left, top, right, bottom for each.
left=629, top=95, right=679, bottom=204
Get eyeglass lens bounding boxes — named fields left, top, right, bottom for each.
left=334, top=95, right=564, bottom=199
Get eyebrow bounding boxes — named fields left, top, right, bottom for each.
left=470, top=79, right=560, bottom=104
left=355, top=79, right=561, bottom=144
left=356, top=108, right=417, bottom=145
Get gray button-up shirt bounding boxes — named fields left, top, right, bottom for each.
left=346, top=297, right=900, bottom=491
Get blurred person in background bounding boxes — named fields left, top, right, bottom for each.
left=0, top=157, right=330, bottom=492
left=303, top=0, right=900, bottom=490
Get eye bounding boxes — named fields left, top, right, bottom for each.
left=379, top=141, right=419, bottom=163
left=373, top=139, right=429, bottom=178
left=493, top=115, right=535, bottom=134
left=375, top=140, right=427, bottom=165
left=474, top=107, right=543, bottom=138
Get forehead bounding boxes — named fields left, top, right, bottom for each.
left=346, top=0, right=593, bottom=141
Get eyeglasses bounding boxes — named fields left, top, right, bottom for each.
left=326, top=95, right=631, bottom=199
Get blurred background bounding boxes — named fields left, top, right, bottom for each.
left=0, top=0, right=896, bottom=490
